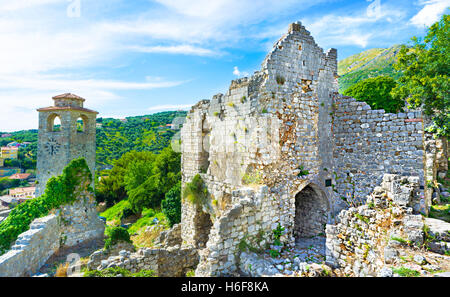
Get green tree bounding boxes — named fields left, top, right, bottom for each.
left=343, top=76, right=403, bottom=113
left=125, top=147, right=181, bottom=213
left=392, top=14, right=450, bottom=137
left=161, top=182, right=181, bottom=227
left=96, top=151, right=155, bottom=206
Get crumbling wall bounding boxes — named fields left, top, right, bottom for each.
left=0, top=188, right=104, bottom=277
left=0, top=215, right=60, bottom=277
left=94, top=246, right=199, bottom=277
left=325, top=174, right=449, bottom=277
left=179, top=22, right=342, bottom=276
left=332, top=95, right=428, bottom=214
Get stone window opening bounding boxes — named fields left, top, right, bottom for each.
left=293, top=184, right=328, bottom=242
left=76, top=115, right=88, bottom=133
left=47, top=114, right=62, bottom=132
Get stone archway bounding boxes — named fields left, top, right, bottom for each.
left=293, top=184, right=328, bottom=241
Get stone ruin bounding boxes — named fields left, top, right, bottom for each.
left=176, top=21, right=448, bottom=276
left=6, top=21, right=445, bottom=277
left=0, top=166, right=104, bottom=277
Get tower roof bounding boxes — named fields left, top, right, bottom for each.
left=52, top=93, right=85, bottom=101
left=36, top=106, right=99, bottom=114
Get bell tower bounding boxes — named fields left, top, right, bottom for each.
left=36, top=93, right=98, bottom=196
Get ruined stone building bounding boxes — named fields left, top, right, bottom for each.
left=36, top=93, right=98, bottom=196
left=179, top=22, right=447, bottom=276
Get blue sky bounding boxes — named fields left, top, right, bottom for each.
left=0, top=0, right=448, bottom=131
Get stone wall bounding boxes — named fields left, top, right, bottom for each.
left=59, top=196, right=105, bottom=247
left=325, top=174, right=449, bottom=276
left=94, top=246, right=199, bottom=277
left=0, top=215, right=60, bottom=277
left=0, top=191, right=104, bottom=276
left=332, top=95, right=427, bottom=214
left=180, top=22, right=338, bottom=276
left=177, top=21, right=444, bottom=277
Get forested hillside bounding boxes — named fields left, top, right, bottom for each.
left=0, top=111, right=187, bottom=169
left=338, top=45, right=402, bottom=92
left=96, top=111, right=186, bottom=166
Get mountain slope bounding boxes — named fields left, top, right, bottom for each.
left=338, top=45, right=402, bottom=92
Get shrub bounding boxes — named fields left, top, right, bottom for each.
left=120, top=206, right=135, bottom=220
left=161, top=182, right=181, bottom=227
left=104, top=226, right=132, bottom=250
left=183, top=174, right=208, bottom=207
left=343, top=76, right=402, bottom=113
left=276, top=75, right=285, bottom=85
left=393, top=267, right=420, bottom=277
left=297, top=165, right=309, bottom=177
left=0, top=158, right=92, bottom=255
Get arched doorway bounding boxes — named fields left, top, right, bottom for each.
left=294, top=184, right=328, bottom=240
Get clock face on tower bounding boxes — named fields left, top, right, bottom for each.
left=44, top=137, right=61, bottom=156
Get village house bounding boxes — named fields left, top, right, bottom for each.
left=8, top=173, right=31, bottom=181
left=1, top=147, right=19, bottom=159
left=9, top=187, right=36, bottom=199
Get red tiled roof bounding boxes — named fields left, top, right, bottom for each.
left=52, top=93, right=86, bottom=101
left=9, top=173, right=31, bottom=180
left=37, top=106, right=99, bottom=114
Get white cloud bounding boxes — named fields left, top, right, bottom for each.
left=0, top=0, right=61, bottom=12
left=127, top=45, right=218, bottom=56
left=304, top=3, right=407, bottom=48
left=233, top=66, right=249, bottom=77
left=410, top=0, right=450, bottom=27
left=0, top=75, right=185, bottom=91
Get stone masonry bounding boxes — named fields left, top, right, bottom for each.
left=178, top=22, right=446, bottom=276
left=0, top=175, right=104, bottom=277
left=36, top=93, right=98, bottom=196
left=325, top=174, right=450, bottom=277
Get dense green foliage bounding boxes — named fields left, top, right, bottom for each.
left=100, top=199, right=134, bottom=223
left=96, top=147, right=181, bottom=213
left=0, top=178, right=22, bottom=193
left=0, top=158, right=92, bottom=255
left=161, top=182, right=182, bottom=227
left=104, top=226, right=132, bottom=250
left=84, top=267, right=155, bottom=277
left=183, top=174, right=208, bottom=206
left=126, top=147, right=181, bottom=212
left=392, top=14, right=449, bottom=137
left=96, top=111, right=186, bottom=166
left=0, top=111, right=186, bottom=171
left=338, top=45, right=402, bottom=92
left=343, top=76, right=404, bottom=113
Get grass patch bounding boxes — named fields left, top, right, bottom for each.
left=84, top=267, right=156, bottom=277
left=393, top=267, right=420, bottom=277
left=100, top=199, right=133, bottom=224
left=128, top=208, right=167, bottom=235
left=391, top=236, right=411, bottom=246
left=429, top=204, right=450, bottom=223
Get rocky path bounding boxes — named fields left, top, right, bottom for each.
left=37, top=237, right=104, bottom=277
